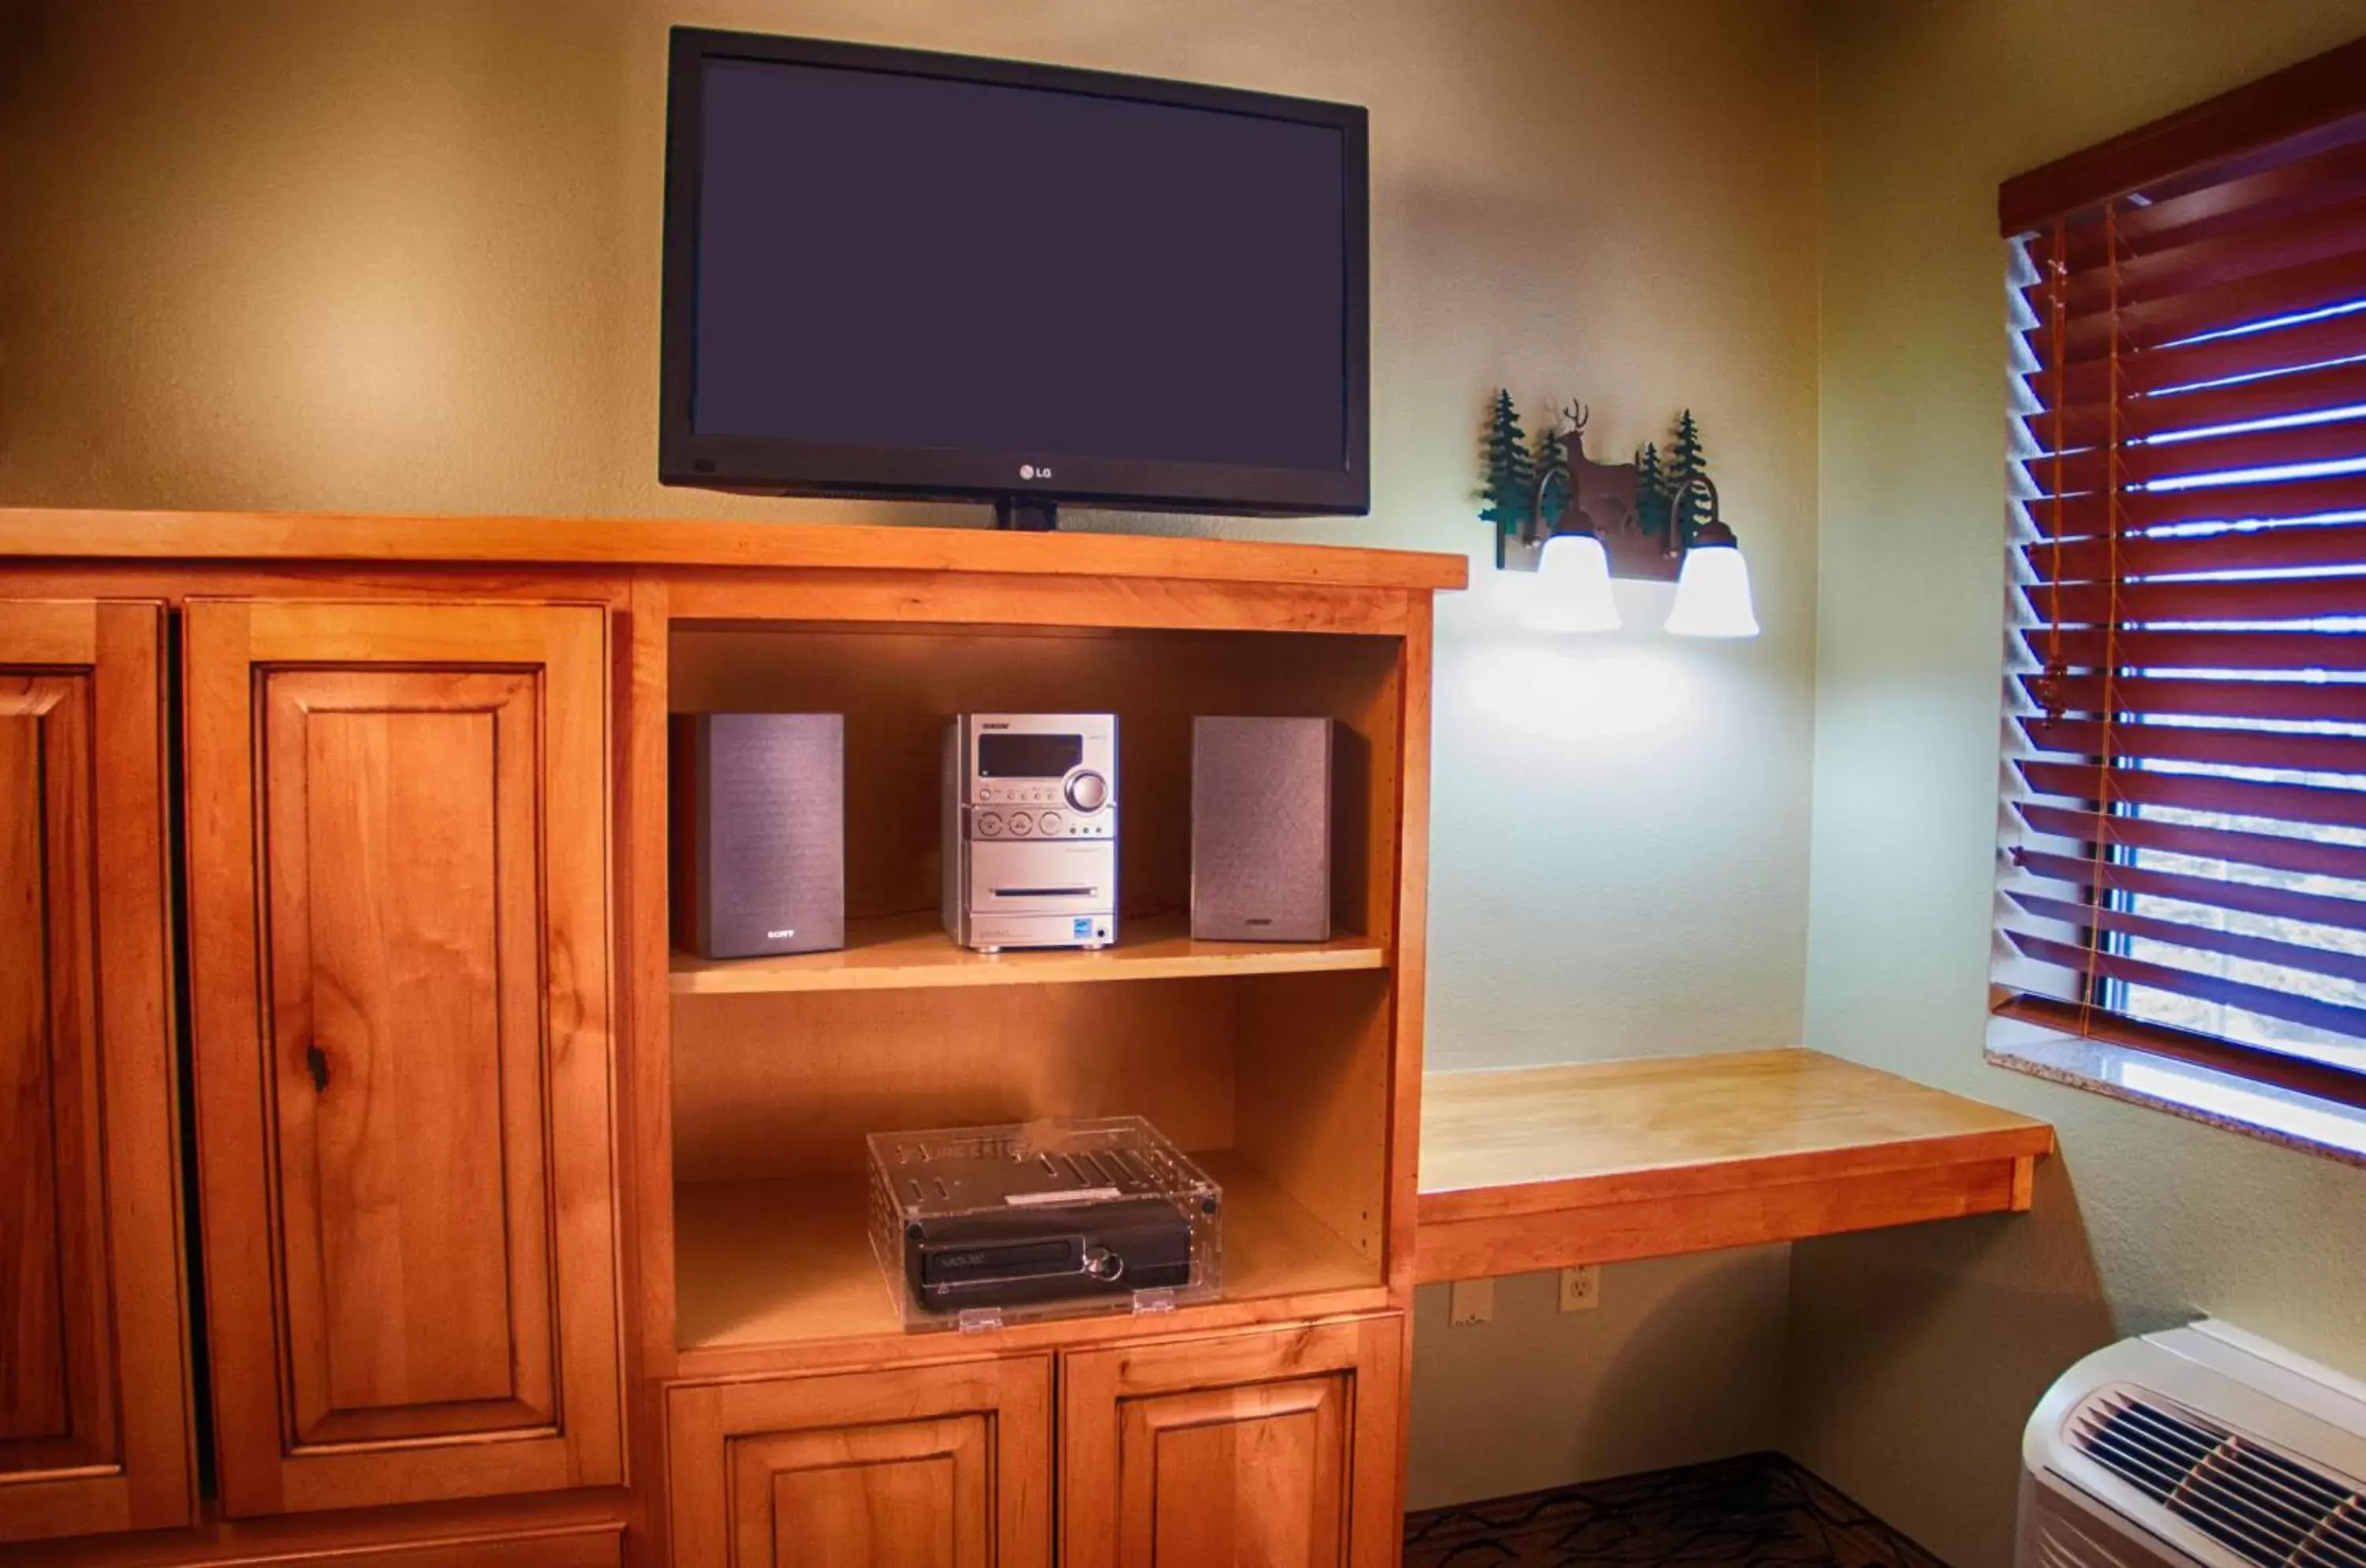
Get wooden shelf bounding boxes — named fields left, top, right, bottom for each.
left=674, top=1151, right=1381, bottom=1357
left=0, top=506, right=1468, bottom=590
left=1415, top=1048, right=2055, bottom=1283
left=670, top=912, right=1387, bottom=996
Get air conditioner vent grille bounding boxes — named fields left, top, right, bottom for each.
left=2072, top=1391, right=2366, bottom=1568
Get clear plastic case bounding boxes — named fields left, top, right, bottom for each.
left=866, top=1115, right=1222, bottom=1332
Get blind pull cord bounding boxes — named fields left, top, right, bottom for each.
left=2036, top=217, right=2071, bottom=723
left=2075, top=202, right=2129, bottom=1039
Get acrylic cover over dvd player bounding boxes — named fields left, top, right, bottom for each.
left=867, top=1116, right=1222, bottom=1331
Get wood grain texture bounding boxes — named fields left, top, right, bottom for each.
left=0, top=509, right=1467, bottom=592
left=1383, top=602, right=1432, bottom=1301
left=249, top=1531, right=622, bottom=1568
left=1414, top=1049, right=2055, bottom=1284
left=0, top=532, right=1449, bottom=1562
left=1060, top=1314, right=1404, bottom=1568
left=183, top=599, right=622, bottom=1517
left=1232, top=971, right=1394, bottom=1267
left=667, top=572, right=1419, bottom=637
left=1380, top=602, right=1434, bottom=1509
left=669, top=983, right=1241, bottom=1184
left=738, top=1417, right=986, bottom=1568
left=665, top=1357, right=1051, bottom=1568
left=670, top=1152, right=1380, bottom=1359
left=1416, top=1159, right=2031, bottom=1282
left=0, top=681, right=83, bottom=1458
left=0, top=1491, right=630, bottom=1568
left=1997, top=36, right=2366, bottom=234
left=670, top=912, right=1386, bottom=995
left=1119, top=1379, right=1345, bottom=1567
left=0, top=566, right=635, bottom=614
left=261, top=670, right=554, bottom=1444
left=0, top=600, right=192, bottom=1544
left=618, top=577, right=675, bottom=1564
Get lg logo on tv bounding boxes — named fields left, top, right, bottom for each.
left=1019, top=463, right=1054, bottom=480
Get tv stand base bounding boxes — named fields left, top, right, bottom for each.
left=994, top=497, right=1059, bottom=532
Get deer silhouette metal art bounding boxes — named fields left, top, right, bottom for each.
left=1504, top=401, right=1680, bottom=582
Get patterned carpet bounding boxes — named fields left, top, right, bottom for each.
left=1405, top=1454, right=1950, bottom=1568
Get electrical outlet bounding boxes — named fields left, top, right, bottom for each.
left=1559, top=1264, right=1601, bottom=1312
left=1448, top=1278, right=1495, bottom=1327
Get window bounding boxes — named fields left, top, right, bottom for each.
left=1993, top=38, right=2366, bottom=1115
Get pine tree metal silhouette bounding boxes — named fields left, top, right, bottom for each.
left=1480, top=390, right=1534, bottom=543
left=1668, top=409, right=1709, bottom=547
left=1533, top=420, right=1570, bottom=535
left=1636, top=442, right=1667, bottom=542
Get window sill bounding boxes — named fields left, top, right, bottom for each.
left=1987, top=1017, right=2366, bottom=1169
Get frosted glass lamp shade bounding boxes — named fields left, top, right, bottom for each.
left=1664, top=542, right=1760, bottom=637
left=1525, top=531, right=1621, bottom=633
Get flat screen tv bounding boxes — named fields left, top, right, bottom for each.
left=660, top=29, right=1369, bottom=525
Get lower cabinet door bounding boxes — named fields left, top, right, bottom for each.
left=0, top=601, right=192, bottom=1543
left=183, top=601, right=621, bottom=1516
left=1060, top=1315, right=1405, bottom=1568
left=665, top=1358, right=1052, bottom=1568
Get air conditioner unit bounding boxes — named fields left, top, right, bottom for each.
left=2020, top=1320, right=2366, bottom=1568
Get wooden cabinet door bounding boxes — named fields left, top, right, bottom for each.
left=184, top=601, right=621, bottom=1517
left=0, top=601, right=192, bottom=1542
left=666, top=1358, right=1051, bottom=1568
left=1061, top=1315, right=1404, bottom=1568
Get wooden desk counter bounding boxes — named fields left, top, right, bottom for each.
left=1415, top=1048, right=2054, bottom=1283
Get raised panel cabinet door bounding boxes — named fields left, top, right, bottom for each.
left=183, top=601, right=621, bottom=1517
left=665, top=1358, right=1051, bottom=1568
left=1061, top=1315, right=1405, bottom=1568
left=0, top=601, right=192, bottom=1543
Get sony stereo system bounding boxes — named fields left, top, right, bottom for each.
left=942, top=713, right=1118, bottom=953
left=670, top=707, right=1338, bottom=964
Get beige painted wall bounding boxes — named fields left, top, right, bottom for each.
left=0, top=0, right=1821, bottom=1508
left=1408, top=1248, right=1790, bottom=1510
left=1797, top=4, right=2366, bottom=1566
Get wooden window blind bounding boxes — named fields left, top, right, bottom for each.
left=1995, top=38, right=2366, bottom=1107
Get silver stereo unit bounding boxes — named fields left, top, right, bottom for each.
left=942, top=714, right=1118, bottom=952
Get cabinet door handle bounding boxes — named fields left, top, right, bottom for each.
left=305, top=1043, right=330, bottom=1093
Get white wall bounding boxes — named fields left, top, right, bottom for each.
left=0, top=0, right=1823, bottom=1509
left=1796, top=5, right=2366, bottom=1564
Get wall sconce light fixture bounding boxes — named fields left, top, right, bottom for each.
left=1525, top=464, right=1621, bottom=633
left=1483, top=397, right=1760, bottom=639
left=1660, top=476, right=1760, bottom=639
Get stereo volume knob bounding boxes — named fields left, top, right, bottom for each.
left=1065, top=770, right=1109, bottom=813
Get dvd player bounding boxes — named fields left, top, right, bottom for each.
left=868, top=1118, right=1221, bottom=1324
left=909, top=1197, right=1192, bottom=1312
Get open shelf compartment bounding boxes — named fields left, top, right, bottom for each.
left=661, top=616, right=1413, bottom=1361
left=670, top=968, right=1395, bottom=1354
left=676, top=1151, right=1378, bottom=1351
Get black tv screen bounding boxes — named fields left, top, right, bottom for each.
left=660, top=31, right=1369, bottom=518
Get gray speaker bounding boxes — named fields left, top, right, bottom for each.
left=670, top=713, right=845, bottom=959
left=1192, top=716, right=1332, bottom=943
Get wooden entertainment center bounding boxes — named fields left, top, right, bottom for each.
left=0, top=508, right=2048, bottom=1567
left=0, top=510, right=1457, bottom=1568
